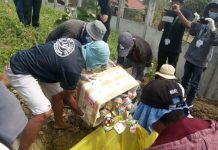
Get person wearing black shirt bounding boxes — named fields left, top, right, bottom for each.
left=97, top=0, right=112, bottom=42
left=157, top=0, right=192, bottom=71
left=117, top=32, right=152, bottom=82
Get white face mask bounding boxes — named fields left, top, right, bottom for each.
left=208, top=11, right=218, bottom=19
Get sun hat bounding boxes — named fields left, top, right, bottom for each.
left=81, top=41, right=110, bottom=69
left=155, top=64, right=176, bottom=79
left=118, top=32, right=134, bottom=57
left=86, top=20, right=107, bottom=41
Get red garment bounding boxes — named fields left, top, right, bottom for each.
left=147, top=118, right=218, bottom=150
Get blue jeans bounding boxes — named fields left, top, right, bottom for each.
left=181, top=61, right=205, bottom=105
left=13, top=0, right=25, bottom=24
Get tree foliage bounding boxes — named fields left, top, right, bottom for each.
left=183, top=0, right=210, bottom=15
left=77, top=0, right=96, bottom=21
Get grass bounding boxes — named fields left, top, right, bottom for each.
left=0, top=1, right=120, bottom=73
left=0, top=1, right=66, bottom=72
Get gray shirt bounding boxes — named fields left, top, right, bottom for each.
left=184, top=22, right=218, bottom=68
left=0, top=82, right=27, bottom=146
left=46, top=19, right=86, bottom=43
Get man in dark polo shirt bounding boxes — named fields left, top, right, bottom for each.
left=157, top=0, right=192, bottom=71
left=46, top=19, right=107, bottom=45
left=7, top=38, right=110, bottom=150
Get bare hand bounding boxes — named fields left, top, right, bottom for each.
left=161, top=9, right=167, bottom=17
left=172, top=4, right=181, bottom=15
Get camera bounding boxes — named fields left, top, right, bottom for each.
left=162, top=9, right=177, bottom=23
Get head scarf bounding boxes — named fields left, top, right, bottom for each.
left=81, top=41, right=110, bottom=69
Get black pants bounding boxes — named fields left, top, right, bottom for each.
left=157, top=50, right=179, bottom=71
left=181, top=61, right=205, bottom=105
left=103, top=29, right=110, bottom=42
left=23, top=0, right=42, bottom=26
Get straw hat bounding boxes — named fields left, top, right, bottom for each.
left=155, top=64, right=176, bottom=79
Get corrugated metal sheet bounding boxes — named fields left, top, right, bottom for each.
left=199, top=47, right=218, bottom=101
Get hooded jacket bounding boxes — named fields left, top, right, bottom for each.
left=184, top=2, right=218, bottom=68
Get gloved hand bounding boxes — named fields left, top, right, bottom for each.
left=80, top=73, right=98, bottom=82
left=193, top=12, right=200, bottom=22
left=205, top=18, right=216, bottom=32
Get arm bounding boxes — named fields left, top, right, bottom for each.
left=158, top=21, right=165, bottom=31
left=158, top=10, right=166, bottom=31
left=99, top=14, right=108, bottom=23
left=61, top=90, right=84, bottom=116
left=173, top=4, right=191, bottom=28
left=98, top=5, right=110, bottom=23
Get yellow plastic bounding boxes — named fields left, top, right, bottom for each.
left=70, top=125, right=158, bottom=150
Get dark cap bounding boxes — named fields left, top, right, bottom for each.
left=141, top=79, right=185, bottom=109
left=118, top=32, right=134, bottom=57
left=172, top=0, right=184, bottom=4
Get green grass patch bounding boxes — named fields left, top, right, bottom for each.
left=0, top=1, right=119, bottom=73
left=0, top=1, right=65, bottom=72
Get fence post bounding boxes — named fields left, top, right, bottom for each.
left=64, top=0, right=69, bottom=11
left=143, top=0, right=156, bottom=38
left=54, top=0, right=57, bottom=8
left=44, top=0, right=48, bottom=5
left=116, top=0, right=125, bottom=32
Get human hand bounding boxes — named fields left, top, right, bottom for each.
left=81, top=73, right=98, bottom=82
left=205, top=18, right=216, bottom=31
left=172, top=4, right=181, bottom=15
left=161, top=9, right=167, bottom=17
left=193, top=12, right=200, bottom=22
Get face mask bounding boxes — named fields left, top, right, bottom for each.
left=85, top=36, right=93, bottom=43
left=208, top=11, right=218, bottom=20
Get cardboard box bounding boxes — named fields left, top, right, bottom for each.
left=78, top=66, right=139, bottom=127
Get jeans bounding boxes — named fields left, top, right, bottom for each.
left=181, top=61, right=205, bottom=105
left=157, top=50, right=180, bottom=71
left=13, top=0, right=25, bottom=23
left=23, top=0, right=42, bottom=26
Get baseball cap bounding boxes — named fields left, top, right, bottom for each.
left=155, top=64, right=176, bottom=79
left=86, top=20, right=107, bottom=41
left=141, top=79, right=184, bottom=109
left=118, top=32, right=134, bottom=57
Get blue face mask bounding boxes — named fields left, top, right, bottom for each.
left=85, top=36, right=93, bottom=43
left=208, top=11, right=218, bottom=20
